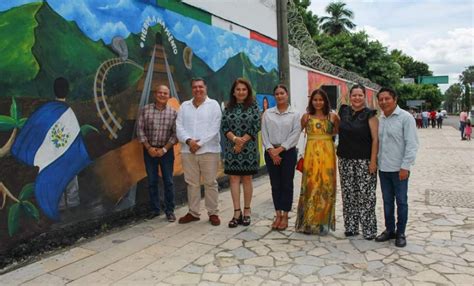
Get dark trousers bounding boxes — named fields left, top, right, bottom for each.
left=265, top=147, right=297, bottom=212
left=460, top=121, right=466, bottom=139
left=143, top=148, right=175, bottom=215
left=379, top=171, right=409, bottom=235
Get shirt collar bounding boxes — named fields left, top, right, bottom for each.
left=269, top=104, right=295, bottom=115
left=382, top=105, right=401, bottom=118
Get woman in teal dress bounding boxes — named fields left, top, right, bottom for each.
left=221, top=78, right=261, bottom=228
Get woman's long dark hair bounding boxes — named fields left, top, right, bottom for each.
left=307, top=88, right=330, bottom=115
left=227, top=78, right=254, bottom=110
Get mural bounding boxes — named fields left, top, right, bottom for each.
left=308, top=72, right=376, bottom=109
left=0, top=0, right=278, bottom=255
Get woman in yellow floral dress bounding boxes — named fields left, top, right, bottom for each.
left=295, top=88, right=340, bottom=235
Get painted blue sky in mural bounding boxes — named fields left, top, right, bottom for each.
left=1, top=0, right=277, bottom=72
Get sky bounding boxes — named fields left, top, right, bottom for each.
left=310, top=0, right=474, bottom=91
left=0, top=0, right=277, bottom=72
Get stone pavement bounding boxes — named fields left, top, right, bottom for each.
left=1, top=126, right=474, bottom=285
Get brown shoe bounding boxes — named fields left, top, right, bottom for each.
left=209, top=215, right=221, bottom=226
left=178, top=213, right=200, bottom=224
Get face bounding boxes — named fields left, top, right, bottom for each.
left=350, top=88, right=365, bottom=109
left=263, top=98, right=269, bottom=109
left=233, top=83, right=248, bottom=103
left=312, top=94, right=325, bottom=111
left=274, top=87, right=288, bottom=105
left=154, top=85, right=170, bottom=106
left=377, top=91, right=397, bottom=115
left=191, top=80, right=207, bottom=101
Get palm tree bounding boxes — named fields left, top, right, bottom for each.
left=319, top=1, right=356, bottom=36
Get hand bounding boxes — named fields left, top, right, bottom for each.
left=147, top=147, right=159, bottom=157
left=234, top=136, right=246, bottom=148
left=233, top=144, right=242, bottom=154
left=369, top=161, right=377, bottom=174
left=269, top=147, right=284, bottom=158
left=188, top=139, right=201, bottom=154
left=399, top=169, right=409, bottom=180
left=156, top=148, right=165, bottom=158
left=268, top=148, right=282, bottom=165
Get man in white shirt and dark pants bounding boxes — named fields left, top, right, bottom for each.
left=176, top=78, right=222, bottom=226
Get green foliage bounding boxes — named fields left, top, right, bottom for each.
left=10, top=97, right=18, bottom=121
left=21, top=201, right=40, bottom=222
left=0, top=3, right=41, bottom=85
left=463, top=83, right=471, bottom=110
left=460, top=66, right=474, bottom=85
left=391, top=49, right=432, bottom=82
left=8, top=203, right=20, bottom=237
left=293, top=0, right=321, bottom=38
left=80, top=124, right=99, bottom=137
left=315, top=31, right=401, bottom=87
left=395, top=84, right=443, bottom=110
left=444, top=83, right=463, bottom=112
left=319, top=1, right=356, bottom=35
left=18, top=183, right=35, bottom=201
left=0, top=115, right=16, bottom=132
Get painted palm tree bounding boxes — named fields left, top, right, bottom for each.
left=319, top=1, right=356, bottom=36
left=0, top=97, right=27, bottom=157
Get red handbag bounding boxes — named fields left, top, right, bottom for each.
left=296, top=157, right=304, bottom=172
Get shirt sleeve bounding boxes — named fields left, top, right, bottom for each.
left=136, top=107, right=147, bottom=144
left=401, top=114, right=419, bottom=170
left=197, top=101, right=222, bottom=146
left=176, top=104, right=190, bottom=143
left=261, top=111, right=272, bottom=150
left=281, top=112, right=301, bottom=150
left=167, top=110, right=178, bottom=145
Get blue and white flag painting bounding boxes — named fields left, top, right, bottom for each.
left=11, top=101, right=91, bottom=221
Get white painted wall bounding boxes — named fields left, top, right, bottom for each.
left=290, top=63, right=309, bottom=156
left=183, top=0, right=277, bottom=39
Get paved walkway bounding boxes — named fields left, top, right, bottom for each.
left=1, top=126, right=474, bottom=285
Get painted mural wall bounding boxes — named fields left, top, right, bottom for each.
left=0, top=0, right=279, bottom=255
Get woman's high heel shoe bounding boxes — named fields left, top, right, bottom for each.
left=277, top=211, right=288, bottom=230
left=271, top=211, right=282, bottom=230
left=228, top=209, right=242, bottom=228
left=242, top=207, right=251, bottom=226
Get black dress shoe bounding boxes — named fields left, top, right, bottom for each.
left=395, top=234, right=407, bottom=247
left=374, top=230, right=396, bottom=242
left=344, top=231, right=359, bottom=237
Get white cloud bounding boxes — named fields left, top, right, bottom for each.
left=186, top=25, right=205, bottom=42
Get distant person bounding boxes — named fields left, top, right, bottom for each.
left=176, top=78, right=222, bottom=226
left=137, top=85, right=178, bottom=222
left=262, top=96, right=269, bottom=112
left=436, top=110, right=443, bottom=129
left=460, top=109, right=468, bottom=140
left=415, top=111, right=422, bottom=129
left=336, top=84, right=378, bottom=240
left=374, top=87, right=419, bottom=248
left=221, top=78, right=261, bottom=227
left=465, top=119, right=472, bottom=141
left=262, top=84, right=300, bottom=231
left=295, top=88, right=339, bottom=235
left=421, top=110, right=429, bottom=128
left=430, top=110, right=437, bottom=128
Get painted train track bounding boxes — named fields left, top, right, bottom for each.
left=93, top=58, right=143, bottom=139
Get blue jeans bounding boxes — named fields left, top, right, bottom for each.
left=378, top=171, right=408, bottom=235
left=143, top=148, right=175, bottom=215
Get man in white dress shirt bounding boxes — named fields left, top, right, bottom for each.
left=176, top=78, right=222, bottom=226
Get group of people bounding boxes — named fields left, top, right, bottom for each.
left=137, top=78, right=419, bottom=248
left=413, top=109, right=444, bottom=129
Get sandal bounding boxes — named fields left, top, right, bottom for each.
left=272, top=211, right=282, bottom=230
left=228, top=209, right=242, bottom=228
left=277, top=211, right=288, bottom=230
left=242, top=207, right=251, bottom=226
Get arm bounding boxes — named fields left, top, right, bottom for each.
left=176, top=104, right=191, bottom=143
left=368, top=115, right=379, bottom=174
left=137, top=107, right=159, bottom=157
left=400, top=115, right=419, bottom=178
left=280, top=112, right=302, bottom=151
left=261, top=111, right=272, bottom=150
left=300, top=113, right=309, bottom=132
left=330, top=112, right=340, bottom=135
left=196, top=102, right=222, bottom=147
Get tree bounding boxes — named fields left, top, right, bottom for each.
left=395, top=84, right=442, bottom=110
left=460, top=65, right=474, bottom=85
left=463, top=83, right=472, bottom=110
left=444, top=83, right=463, bottom=113
left=315, top=31, right=401, bottom=87
left=293, top=0, right=321, bottom=38
left=319, top=1, right=356, bottom=35
left=391, top=49, right=432, bottom=82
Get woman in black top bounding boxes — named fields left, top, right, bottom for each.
left=337, top=84, right=379, bottom=240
